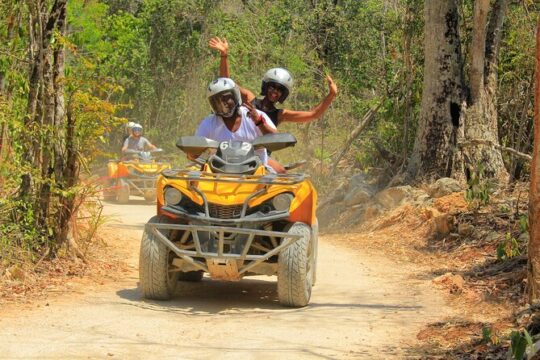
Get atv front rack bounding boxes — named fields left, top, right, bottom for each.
left=146, top=223, right=302, bottom=279
left=125, top=178, right=157, bottom=195
left=162, top=169, right=306, bottom=186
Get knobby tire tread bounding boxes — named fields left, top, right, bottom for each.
left=278, top=223, right=312, bottom=307
left=139, top=215, right=175, bottom=300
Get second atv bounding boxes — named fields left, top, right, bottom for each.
left=103, top=149, right=171, bottom=203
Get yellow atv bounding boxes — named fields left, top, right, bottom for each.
left=103, top=149, right=171, bottom=203
left=139, top=133, right=318, bottom=307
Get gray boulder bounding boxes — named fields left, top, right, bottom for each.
left=428, top=177, right=463, bottom=198
left=374, top=185, right=413, bottom=209
left=343, top=186, right=372, bottom=206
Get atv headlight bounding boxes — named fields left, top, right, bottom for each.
left=272, top=193, right=293, bottom=211
left=164, top=187, right=183, bottom=205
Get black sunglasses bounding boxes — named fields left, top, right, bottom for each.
left=267, top=82, right=286, bottom=93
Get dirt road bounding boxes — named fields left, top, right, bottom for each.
left=0, top=201, right=452, bottom=359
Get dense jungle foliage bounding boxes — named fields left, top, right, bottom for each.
left=0, top=0, right=538, bottom=261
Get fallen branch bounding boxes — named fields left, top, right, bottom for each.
left=330, top=103, right=382, bottom=174
left=371, top=137, right=400, bottom=166
left=330, top=71, right=402, bottom=174
left=459, top=139, right=532, bottom=161
left=468, top=255, right=527, bottom=278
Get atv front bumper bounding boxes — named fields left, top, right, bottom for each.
left=124, top=177, right=157, bottom=194
left=145, top=223, right=303, bottom=280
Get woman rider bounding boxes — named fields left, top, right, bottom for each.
left=208, top=37, right=338, bottom=128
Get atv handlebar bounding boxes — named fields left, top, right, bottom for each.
left=176, top=133, right=297, bottom=155
left=123, top=148, right=163, bottom=154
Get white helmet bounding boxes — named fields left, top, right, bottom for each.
left=261, top=67, right=293, bottom=103
left=132, top=123, right=143, bottom=134
left=126, top=121, right=136, bottom=131
left=207, top=77, right=241, bottom=118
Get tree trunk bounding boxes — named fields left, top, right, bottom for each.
left=52, top=1, right=74, bottom=249
left=407, top=0, right=463, bottom=180
left=459, top=0, right=508, bottom=182
left=35, top=0, right=68, bottom=227
left=401, top=0, right=415, bottom=163
left=470, top=0, right=489, bottom=102
left=20, top=1, right=44, bottom=197
left=528, top=18, right=540, bottom=303
left=0, top=6, right=19, bottom=161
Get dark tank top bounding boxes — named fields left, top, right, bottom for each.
left=252, top=98, right=283, bottom=127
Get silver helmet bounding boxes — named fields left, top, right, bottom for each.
left=207, top=77, right=241, bottom=118
left=261, top=67, right=293, bottom=103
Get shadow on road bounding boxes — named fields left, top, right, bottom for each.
left=116, top=278, right=423, bottom=315
left=116, top=277, right=284, bottom=314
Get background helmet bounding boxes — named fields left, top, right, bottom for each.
left=126, top=121, right=136, bottom=132
left=132, top=123, right=143, bottom=134
left=261, top=67, right=293, bottom=103
left=207, top=77, right=241, bottom=118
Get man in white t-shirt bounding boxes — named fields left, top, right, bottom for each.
left=193, top=78, right=285, bottom=172
left=121, top=123, right=157, bottom=153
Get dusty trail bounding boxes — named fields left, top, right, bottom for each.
left=0, top=201, right=452, bottom=359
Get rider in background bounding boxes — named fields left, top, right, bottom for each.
left=122, top=124, right=157, bottom=153
left=208, top=36, right=338, bottom=127
left=122, top=121, right=136, bottom=145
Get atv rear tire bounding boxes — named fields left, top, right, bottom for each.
left=117, top=179, right=130, bottom=203
left=144, top=190, right=156, bottom=203
left=178, top=271, right=204, bottom=282
left=139, top=215, right=178, bottom=300
left=102, top=179, right=117, bottom=201
left=277, top=222, right=315, bottom=307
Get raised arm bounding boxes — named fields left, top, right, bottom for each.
left=280, top=75, right=338, bottom=123
left=209, top=37, right=256, bottom=103
left=209, top=37, right=230, bottom=78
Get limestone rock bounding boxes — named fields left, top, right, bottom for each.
left=428, top=177, right=463, bottom=198
left=362, top=204, right=382, bottom=222
left=342, top=173, right=376, bottom=206
left=343, top=187, right=372, bottom=206
left=374, top=185, right=413, bottom=209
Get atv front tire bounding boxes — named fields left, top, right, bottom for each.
left=144, top=190, right=156, bottom=203
left=117, top=179, right=130, bottom=203
left=139, top=215, right=178, bottom=300
left=277, top=222, right=315, bottom=307
left=103, top=180, right=117, bottom=201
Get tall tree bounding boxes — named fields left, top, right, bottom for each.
left=406, top=0, right=463, bottom=180
left=19, top=0, right=74, bottom=249
left=528, top=18, right=540, bottom=302
left=458, top=0, right=508, bottom=181
left=408, top=0, right=509, bottom=182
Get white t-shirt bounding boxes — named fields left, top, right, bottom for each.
left=195, top=106, right=275, bottom=164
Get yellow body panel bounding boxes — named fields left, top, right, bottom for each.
left=108, top=160, right=171, bottom=178
left=156, top=165, right=318, bottom=225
